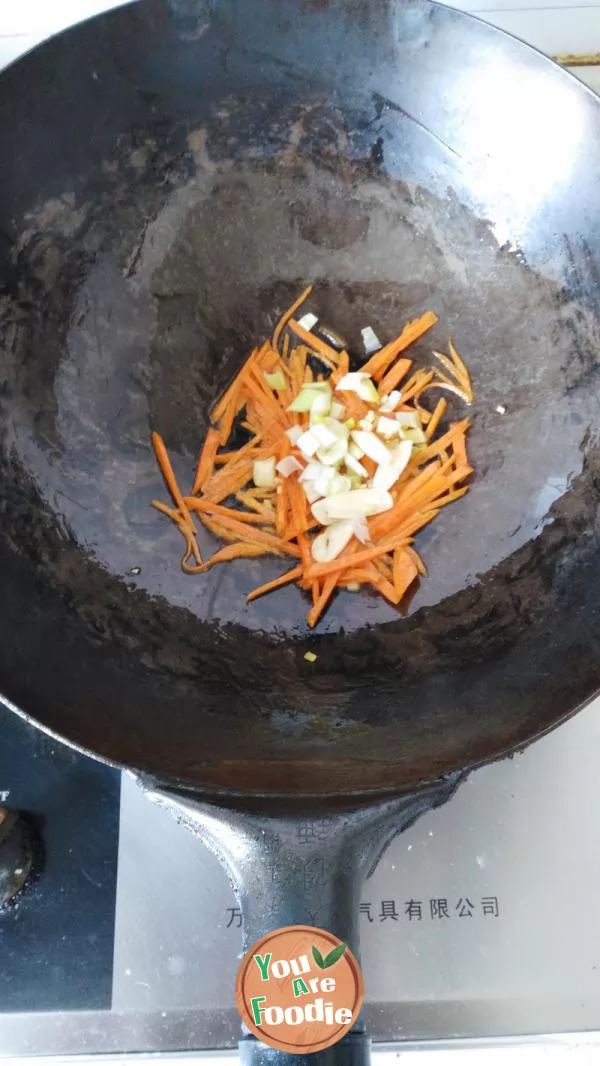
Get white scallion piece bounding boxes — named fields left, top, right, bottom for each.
left=351, top=430, right=391, bottom=467
left=372, top=440, right=413, bottom=492
left=361, top=326, right=381, bottom=354
left=300, top=460, right=323, bottom=482
left=311, top=519, right=355, bottom=563
left=297, top=429, right=320, bottom=458
left=303, top=482, right=321, bottom=504
left=315, top=417, right=349, bottom=467
left=252, top=457, right=277, bottom=488
left=376, top=414, right=403, bottom=438
left=312, top=488, right=393, bottom=525
left=330, top=400, right=346, bottom=420
left=313, top=466, right=335, bottom=498
left=326, top=474, right=352, bottom=496
left=311, top=423, right=338, bottom=449
left=395, top=411, right=421, bottom=429
left=276, top=456, right=304, bottom=478
left=317, top=438, right=348, bottom=466
left=380, top=390, right=402, bottom=412
left=336, top=371, right=380, bottom=405
left=309, top=391, right=331, bottom=424
left=352, top=516, right=371, bottom=544
left=287, top=382, right=331, bottom=413
left=402, top=427, right=426, bottom=445
left=285, top=425, right=303, bottom=445
left=344, top=452, right=368, bottom=478
left=297, top=312, right=318, bottom=331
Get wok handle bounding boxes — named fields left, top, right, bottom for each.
left=143, top=777, right=460, bottom=1063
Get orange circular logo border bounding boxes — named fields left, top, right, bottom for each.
left=236, top=925, right=364, bottom=1054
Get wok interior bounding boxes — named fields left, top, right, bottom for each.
left=2, top=4, right=600, bottom=798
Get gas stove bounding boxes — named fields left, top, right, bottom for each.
left=2, top=697, right=600, bottom=1059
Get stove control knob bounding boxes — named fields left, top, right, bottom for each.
left=0, top=808, right=34, bottom=905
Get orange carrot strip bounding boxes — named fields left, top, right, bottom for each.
left=152, top=499, right=179, bottom=520
left=336, top=390, right=370, bottom=423
left=330, top=351, right=350, bottom=385
left=152, top=432, right=187, bottom=511
left=372, top=572, right=402, bottom=606
left=288, top=320, right=339, bottom=367
left=218, top=384, right=242, bottom=445
left=448, top=338, right=474, bottom=402
left=236, top=490, right=275, bottom=518
left=246, top=367, right=284, bottom=415
left=400, top=369, right=435, bottom=403
left=373, top=556, right=394, bottom=579
left=199, top=512, right=300, bottom=554
left=275, top=486, right=287, bottom=538
left=247, top=565, right=304, bottom=602
left=214, top=433, right=265, bottom=465
left=272, top=285, right=313, bottom=353
left=435, top=486, right=469, bottom=508
left=418, top=419, right=470, bottom=463
left=291, top=345, right=309, bottom=393
left=194, top=542, right=269, bottom=572
left=378, top=358, right=413, bottom=397
left=362, top=311, right=438, bottom=378
left=192, top=428, right=221, bottom=495
left=210, top=348, right=256, bottom=425
left=393, top=550, right=419, bottom=600
left=151, top=432, right=202, bottom=564
left=425, top=397, right=447, bottom=440
left=211, top=343, right=268, bottom=424
left=287, top=477, right=311, bottom=568
left=452, top=431, right=468, bottom=468
left=203, top=458, right=256, bottom=502
left=183, top=496, right=272, bottom=525
left=404, top=545, right=427, bottom=576
left=433, top=349, right=464, bottom=385
left=305, top=535, right=413, bottom=582
left=307, top=572, right=339, bottom=628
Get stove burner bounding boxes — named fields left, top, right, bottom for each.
left=0, top=808, right=35, bottom=905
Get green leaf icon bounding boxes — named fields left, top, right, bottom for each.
left=323, top=943, right=347, bottom=968
left=312, top=945, right=326, bottom=969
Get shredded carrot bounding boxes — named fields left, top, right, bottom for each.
left=151, top=290, right=474, bottom=626
left=393, top=550, right=419, bottom=600
left=151, top=433, right=202, bottom=566
left=194, top=542, right=269, bottom=572
left=288, top=319, right=341, bottom=368
left=272, top=286, right=313, bottom=354
left=183, top=496, right=272, bottom=525
left=192, top=428, right=221, bottom=495
left=425, top=397, right=447, bottom=440
left=378, top=358, right=413, bottom=397
left=362, top=311, right=438, bottom=378
left=247, top=566, right=304, bottom=602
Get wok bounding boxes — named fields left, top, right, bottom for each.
left=2, top=0, right=600, bottom=1059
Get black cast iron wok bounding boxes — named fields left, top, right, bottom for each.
left=2, top=0, right=600, bottom=1059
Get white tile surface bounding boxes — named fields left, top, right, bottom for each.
left=475, top=6, right=600, bottom=56
left=0, top=34, right=44, bottom=69
left=0, top=0, right=130, bottom=36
